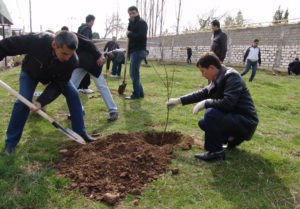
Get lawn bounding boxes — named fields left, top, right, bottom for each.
left=0, top=62, right=299, bottom=209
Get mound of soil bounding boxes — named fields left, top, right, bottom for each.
left=54, top=131, right=193, bottom=206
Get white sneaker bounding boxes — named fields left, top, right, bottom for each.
left=82, top=89, right=94, bottom=94
left=110, top=74, right=117, bottom=78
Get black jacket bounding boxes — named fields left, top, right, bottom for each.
left=76, top=33, right=102, bottom=78
left=0, top=32, right=101, bottom=106
left=180, top=66, right=258, bottom=140
left=77, top=23, right=93, bottom=40
left=127, top=15, right=148, bottom=53
left=103, top=41, right=119, bottom=52
left=211, top=29, right=227, bottom=62
left=288, top=60, right=300, bottom=75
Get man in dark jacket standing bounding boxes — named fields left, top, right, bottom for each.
left=0, top=31, right=96, bottom=155
left=210, top=20, right=227, bottom=62
left=77, top=14, right=95, bottom=94
left=125, top=6, right=148, bottom=100
left=166, top=53, right=258, bottom=161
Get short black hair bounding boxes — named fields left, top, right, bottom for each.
left=128, top=6, right=139, bottom=12
left=254, top=39, right=259, bottom=43
left=61, top=26, right=69, bottom=31
left=295, top=57, right=299, bottom=61
left=196, top=53, right=222, bottom=69
left=211, top=19, right=220, bottom=28
left=86, top=14, right=95, bottom=23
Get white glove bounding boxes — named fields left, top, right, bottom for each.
left=166, top=98, right=181, bottom=110
left=192, top=100, right=206, bottom=114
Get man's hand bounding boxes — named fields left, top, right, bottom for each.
left=193, top=100, right=206, bottom=114
left=96, top=56, right=105, bottom=67
left=30, top=101, right=42, bottom=113
left=166, top=98, right=181, bottom=110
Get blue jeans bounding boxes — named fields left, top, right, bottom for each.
left=129, top=50, right=146, bottom=98
left=70, top=68, right=118, bottom=113
left=198, top=108, right=230, bottom=152
left=5, top=71, right=87, bottom=147
left=241, top=59, right=258, bottom=81
left=112, top=60, right=122, bottom=76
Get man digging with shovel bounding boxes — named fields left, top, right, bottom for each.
left=0, top=30, right=98, bottom=155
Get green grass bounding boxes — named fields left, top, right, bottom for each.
left=0, top=63, right=299, bottom=209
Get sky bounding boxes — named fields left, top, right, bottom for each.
left=3, top=0, right=299, bottom=37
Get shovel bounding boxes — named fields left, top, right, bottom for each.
left=0, top=80, right=86, bottom=144
left=118, top=38, right=130, bottom=95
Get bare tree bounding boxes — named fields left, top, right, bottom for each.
left=175, top=0, right=182, bottom=35
left=197, top=9, right=227, bottom=30
left=103, top=12, right=125, bottom=39
left=159, top=0, right=165, bottom=36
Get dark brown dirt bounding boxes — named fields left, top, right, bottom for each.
left=54, top=131, right=193, bottom=206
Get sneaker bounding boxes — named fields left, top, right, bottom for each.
left=82, top=89, right=94, bottom=94
left=110, top=74, right=117, bottom=78
left=3, top=144, right=15, bottom=155
left=194, top=150, right=225, bottom=161
left=108, top=112, right=118, bottom=122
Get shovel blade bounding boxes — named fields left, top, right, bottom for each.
left=118, top=82, right=127, bottom=95
left=52, top=121, right=86, bottom=144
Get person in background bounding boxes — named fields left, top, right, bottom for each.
left=70, top=15, right=119, bottom=122
left=104, top=48, right=126, bottom=78
left=240, top=39, right=261, bottom=82
left=166, top=53, right=258, bottom=161
left=125, top=6, right=148, bottom=100
left=186, top=47, right=192, bottom=64
left=288, top=57, right=300, bottom=75
left=0, top=31, right=97, bottom=155
left=103, top=36, right=120, bottom=73
left=76, top=15, right=95, bottom=94
left=210, top=19, right=227, bottom=62
left=144, top=49, right=149, bottom=65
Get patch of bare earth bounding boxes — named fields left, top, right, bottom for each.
left=54, top=131, right=193, bottom=206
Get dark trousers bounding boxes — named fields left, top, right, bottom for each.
left=106, top=58, right=112, bottom=71
left=78, top=73, right=90, bottom=89
left=198, top=108, right=229, bottom=152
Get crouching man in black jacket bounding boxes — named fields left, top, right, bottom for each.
left=166, top=53, right=258, bottom=161
left=0, top=31, right=99, bottom=155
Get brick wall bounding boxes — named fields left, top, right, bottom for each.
left=146, top=23, right=300, bottom=71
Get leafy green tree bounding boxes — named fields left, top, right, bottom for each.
left=235, top=10, right=244, bottom=26
left=273, top=6, right=289, bottom=24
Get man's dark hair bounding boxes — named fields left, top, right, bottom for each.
left=128, top=6, right=139, bottom=12
left=196, top=53, right=222, bottom=69
left=211, top=19, right=220, bottom=28
left=86, top=14, right=95, bottom=23
left=61, top=26, right=69, bottom=31
left=295, top=57, right=299, bottom=61
left=254, top=39, right=259, bottom=43
left=54, top=31, right=78, bottom=50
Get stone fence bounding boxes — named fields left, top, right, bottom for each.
left=144, top=23, right=300, bottom=71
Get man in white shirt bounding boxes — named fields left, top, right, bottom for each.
left=241, top=39, right=261, bottom=82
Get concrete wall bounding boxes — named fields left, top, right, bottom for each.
left=146, top=23, right=300, bottom=71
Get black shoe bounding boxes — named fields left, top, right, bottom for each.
left=195, top=151, right=225, bottom=161
left=80, top=133, right=96, bottom=143
left=3, top=144, right=15, bottom=155
left=108, top=112, right=118, bottom=122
